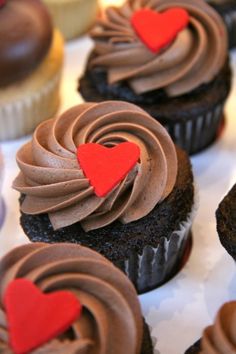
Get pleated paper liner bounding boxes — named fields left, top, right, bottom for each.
left=164, top=103, right=225, bottom=155
left=0, top=72, right=61, bottom=141
left=115, top=204, right=196, bottom=295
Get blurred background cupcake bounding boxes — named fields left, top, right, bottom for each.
left=185, top=301, right=236, bottom=353
left=42, top=0, right=100, bottom=41
left=0, top=242, right=153, bottom=353
left=13, top=100, right=195, bottom=294
left=79, top=0, right=232, bottom=155
left=216, top=184, right=236, bottom=262
left=208, top=0, right=236, bottom=49
left=0, top=0, right=64, bottom=141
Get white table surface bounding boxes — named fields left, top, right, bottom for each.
left=0, top=37, right=235, bottom=354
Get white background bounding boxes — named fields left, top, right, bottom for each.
left=0, top=37, right=235, bottom=354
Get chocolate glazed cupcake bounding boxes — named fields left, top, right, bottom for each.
left=0, top=0, right=64, bottom=141
left=216, top=184, right=236, bottom=261
left=79, top=0, right=231, bottom=155
left=13, top=101, right=194, bottom=294
left=0, top=243, right=153, bottom=353
left=185, top=301, right=236, bottom=353
left=209, top=0, right=236, bottom=49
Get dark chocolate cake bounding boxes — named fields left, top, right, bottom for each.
left=216, top=184, right=236, bottom=261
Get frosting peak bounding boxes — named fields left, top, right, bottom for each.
left=90, top=0, right=227, bottom=96
left=0, top=243, right=143, bottom=353
left=13, top=101, right=177, bottom=231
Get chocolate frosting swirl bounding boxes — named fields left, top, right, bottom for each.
left=200, top=301, right=236, bottom=353
left=0, top=243, right=143, bottom=353
left=13, top=101, right=177, bottom=231
left=0, top=0, right=53, bottom=87
left=90, top=0, right=227, bottom=96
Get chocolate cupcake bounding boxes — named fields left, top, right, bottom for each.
left=185, top=301, right=236, bottom=353
left=13, top=101, right=194, bottom=294
left=0, top=0, right=64, bottom=141
left=208, top=0, right=236, bottom=49
left=79, top=0, right=231, bottom=155
left=216, top=184, right=236, bottom=261
left=0, top=242, right=153, bottom=353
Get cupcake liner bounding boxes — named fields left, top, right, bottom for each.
left=115, top=200, right=197, bottom=294
left=0, top=72, right=61, bottom=141
left=164, top=103, right=224, bottom=155
left=43, top=0, right=99, bottom=41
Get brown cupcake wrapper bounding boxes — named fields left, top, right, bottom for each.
left=0, top=72, right=61, bottom=141
left=115, top=203, right=196, bottom=294
left=164, top=103, right=224, bottom=155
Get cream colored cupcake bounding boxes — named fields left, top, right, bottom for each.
left=43, top=0, right=99, bottom=41
left=0, top=0, right=64, bottom=141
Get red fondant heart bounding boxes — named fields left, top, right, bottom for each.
left=77, top=142, right=140, bottom=197
left=5, top=279, right=82, bottom=354
left=0, top=0, right=6, bottom=8
left=131, top=8, right=189, bottom=53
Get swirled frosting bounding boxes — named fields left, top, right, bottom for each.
left=0, top=0, right=53, bottom=87
left=13, top=101, right=177, bottom=231
left=200, top=301, right=236, bottom=353
left=0, top=243, right=143, bottom=353
left=90, top=0, right=227, bottom=96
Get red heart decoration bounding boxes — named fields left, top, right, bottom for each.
left=77, top=142, right=140, bottom=197
left=131, top=8, right=189, bottom=53
left=0, top=0, right=6, bottom=8
left=5, top=279, right=82, bottom=354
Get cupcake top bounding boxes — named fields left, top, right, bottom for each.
left=200, top=301, right=236, bottom=353
left=0, top=0, right=53, bottom=88
left=90, top=0, right=227, bottom=97
left=13, top=101, right=177, bottom=231
left=0, top=243, right=143, bottom=353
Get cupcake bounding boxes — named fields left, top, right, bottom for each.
left=79, top=0, right=231, bottom=155
left=208, top=0, right=236, bottom=49
left=0, top=0, right=64, bottom=141
left=13, top=100, right=195, bottom=294
left=0, top=242, right=153, bottom=353
left=216, top=184, right=236, bottom=261
left=42, top=0, right=99, bottom=41
left=0, top=150, right=4, bottom=229
left=185, top=301, right=236, bottom=353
